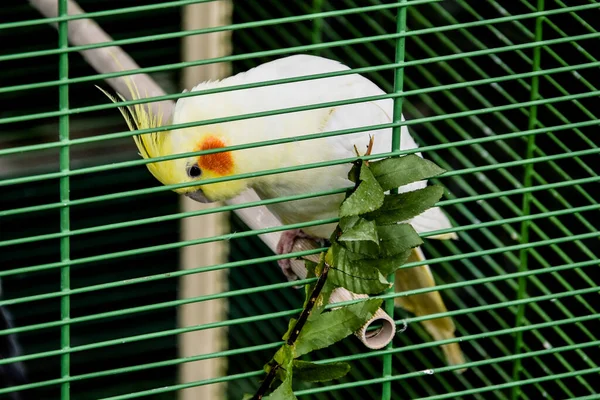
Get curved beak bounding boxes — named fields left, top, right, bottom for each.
left=185, top=189, right=213, bottom=203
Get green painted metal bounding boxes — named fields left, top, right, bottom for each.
left=58, top=0, right=71, bottom=399
left=393, top=5, right=599, bottom=391
left=0, top=1, right=598, bottom=399
left=512, top=0, right=545, bottom=395
left=385, top=1, right=408, bottom=399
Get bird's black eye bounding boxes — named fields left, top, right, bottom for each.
left=188, top=164, right=202, bottom=178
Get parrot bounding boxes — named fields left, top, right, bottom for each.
left=103, top=54, right=465, bottom=368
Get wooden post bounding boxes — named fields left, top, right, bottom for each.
left=178, top=2, right=233, bottom=399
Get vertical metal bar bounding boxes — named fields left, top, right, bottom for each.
left=383, top=1, right=408, bottom=399
left=511, top=0, right=545, bottom=397
left=58, top=0, right=71, bottom=399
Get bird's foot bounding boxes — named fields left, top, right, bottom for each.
left=277, top=229, right=311, bottom=281
left=276, top=229, right=327, bottom=281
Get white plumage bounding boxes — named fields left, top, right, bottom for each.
left=171, top=55, right=454, bottom=239
left=120, top=55, right=464, bottom=368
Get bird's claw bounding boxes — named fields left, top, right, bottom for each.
left=276, top=229, right=329, bottom=281
left=276, top=229, right=312, bottom=281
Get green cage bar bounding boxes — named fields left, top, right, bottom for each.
left=0, top=1, right=598, bottom=399
left=384, top=1, right=408, bottom=399
left=58, top=0, right=71, bottom=399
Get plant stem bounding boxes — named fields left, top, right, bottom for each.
left=252, top=362, right=281, bottom=400
left=251, top=261, right=331, bottom=399
left=287, top=262, right=331, bottom=345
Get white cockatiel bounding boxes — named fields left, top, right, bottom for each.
left=110, top=55, right=464, bottom=367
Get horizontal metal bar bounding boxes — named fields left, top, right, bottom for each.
left=1, top=117, right=597, bottom=221
left=15, top=334, right=600, bottom=397
left=2, top=59, right=597, bottom=131
left=0, top=27, right=600, bottom=130
left=1, top=173, right=597, bottom=279
left=2, top=92, right=596, bottom=185
left=1, top=3, right=594, bottom=66
left=326, top=319, right=600, bottom=365
left=0, top=59, right=597, bottom=180
left=0, top=0, right=410, bottom=30
left=77, top=317, right=600, bottom=398
left=0, top=299, right=596, bottom=394
left=0, top=231, right=596, bottom=336
left=421, top=203, right=600, bottom=240
left=0, top=220, right=333, bottom=278
left=0, top=257, right=595, bottom=369
left=2, top=170, right=598, bottom=278
left=438, top=176, right=599, bottom=208
left=0, top=279, right=308, bottom=365
left=0, top=188, right=346, bottom=247
left=398, top=230, right=599, bottom=272
left=0, top=365, right=263, bottom=397
left=404, top=275, right=599, bottom=324
left=296, top=353, right=600, bottom=398
left=65, top=341, right=281, bottom=387
left=441, top=148, right=600, bottom=180
left=2, top=31, right=599, bottom=129
left=0, top=0, right=214, bottom=29
left=2, top=199, right=597, bottom=304
left=2, top=146, right=596, bottom=249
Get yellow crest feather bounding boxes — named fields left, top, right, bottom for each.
left=96, top=77, right=176, bottom=186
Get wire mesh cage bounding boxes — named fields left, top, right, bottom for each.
left=0, top=1, right=599, bottom=399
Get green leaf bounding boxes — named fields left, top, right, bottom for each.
left=365, top=185, right=445, bottom=225
left=276, top=346, right=297, bottom=382
left=301, top=255, right=334, bottom=321
left=369, top=155, right=446, bottom=191
left=282, top=318, right=298, bottom=342
left=308, top=280, right=335, bottom=321
left=339, top=216, right=361, bottom=232
left=292, top=360, right=351, bottom=382
left=338, top=218, right=379, bottom=243
left=340, top=162, right=384, bottom=217
left=265, top=346, right=295, bottom=399
left=347, top=162, right=360, bottom=183
left=242, top=394, right=254, bottom=400
left=338, top=240, right=379, bottom=258
left=328, top=267, right=389, bottom=295
left=338, top=217, right=380, bottom=256
left=273, top=345, right=294, bottom=367
left=264, top=374, right=296, bottom=400
left=304, top=260, right=318, bottom=278
left=294, top=298, right=382, bottom=357
left=330, top=225, right=421, bottom=291
left=324, top=246, right=335, bottom=267
left=328, top=243, right=390, bottom=294
left=352, top=250, right=412, bottom=277
left=377, top=224, right=423, bottom=258
left=302, top=261, right=317, bottom=308
left=302, top=257, right=321, bottom=309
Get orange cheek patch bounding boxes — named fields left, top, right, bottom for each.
left=197, top=136, right=234, bottom=176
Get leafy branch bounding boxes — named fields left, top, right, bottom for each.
left=247, top=149, right=447, bottom=399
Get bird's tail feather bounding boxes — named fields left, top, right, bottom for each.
left=411, top=207, right=458, bottom=241
left=394, top=247, right=466, bottom=371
